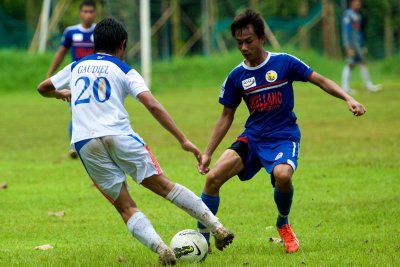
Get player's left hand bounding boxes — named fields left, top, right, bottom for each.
left=198, top=154, right=211, bottom=175
left=347, top=98, right=366, bottom=116
left=181, top=140, right=202, bottom=164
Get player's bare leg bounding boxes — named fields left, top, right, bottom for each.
left=196, top=149, right=243, bottom=251
left=113, top=183, right=176, bottom=265
left=273, top=164, right=299, bottom=253
left=203, top=149, right=244, bottom=196
left=142, top=173, right=234, bottom=251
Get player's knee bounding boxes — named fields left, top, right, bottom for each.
left=205, top=172, right=223, bottom=193
left=275, top=174, right=292, bottom=186
left=273, top=165, right=293, bottom=186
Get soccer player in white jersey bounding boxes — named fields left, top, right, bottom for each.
left=196, top=9, right=366, bottom=254
left=38, top=18, right=233, bottom=265
left=47, top=0, right=97, bottom=159
left=341, top=0, right=381, bottom=94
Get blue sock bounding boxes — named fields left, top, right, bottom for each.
left=274, top=187, right=294, bottom=228
left=197, top=192, right=220, bottom=245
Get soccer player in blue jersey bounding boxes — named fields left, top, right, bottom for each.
left=47, top=0, right=97, bottom=159
left=197, top=9, right=366, bottom=254
left=341, top=0, right=381, bottom=94
left=38, top=18, right=233, bottom=265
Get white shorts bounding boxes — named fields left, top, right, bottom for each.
left=74, top=135, right=162, bottom=203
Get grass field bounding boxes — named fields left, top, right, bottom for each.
left=0, top=49, right=399, bottom=266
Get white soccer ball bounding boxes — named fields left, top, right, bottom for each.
left=170, top=229, right=208, bottom=262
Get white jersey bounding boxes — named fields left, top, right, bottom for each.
left=51, top=53, right=149, bottom=144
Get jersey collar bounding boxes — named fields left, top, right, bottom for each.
left=241, top=51, right=271, bottom=71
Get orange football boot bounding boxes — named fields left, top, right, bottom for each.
left=277, top=224, right=299, bottom=253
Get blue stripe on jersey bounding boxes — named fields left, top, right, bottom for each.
left=71, top=53, right=132, bottom=74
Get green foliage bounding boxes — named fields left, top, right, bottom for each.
left=0, top=0, right=27, bottom=19
left=258, top=0, right=321, bottom=18
left=0, top=49, right=54, bottom=93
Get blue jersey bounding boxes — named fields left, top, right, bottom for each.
left=61, top=24, right=95, bottom=61
left=342, top=9, right=363, bottom=50
left=219, top=52, right=313, bottom=142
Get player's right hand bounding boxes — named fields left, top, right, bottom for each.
left=347, top=98, right=366, bottom=116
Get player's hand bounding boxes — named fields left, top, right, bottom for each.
left=347, top=98, right=366, bottom=116
left=181, top=140, right=202, bottom=164
left=198, top=154, right=211, bottom=175
left=345, top=46, right=355, bottom=57
left=55, top=89, right=71, bottom=102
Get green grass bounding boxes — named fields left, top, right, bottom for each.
left=0, top=49, right=399, bottom=266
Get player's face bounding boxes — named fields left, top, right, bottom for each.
left=234, top=25, right=265, bottom=65
left=351, top=0, right=362, bottom=11
left=80, top=5, right=96, bottom=27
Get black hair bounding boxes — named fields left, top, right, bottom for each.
left=347, top=0, right=362, bottom=8
left=230, top=9, right=266, bottom=39
left=94, top=18, right=128, bottom=53
left=80, top=0, right=96, bottom=10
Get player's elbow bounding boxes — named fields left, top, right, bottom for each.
left=37, top=83, right=46, bottom=96
left=37, top=79, right=54, bottom=97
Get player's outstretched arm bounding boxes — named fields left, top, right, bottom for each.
left=137, top=91, right=201, bottom=162
left=37, top=79, right=71, bottom=102
left=308, top=71, right=366, bottom=116
left=47, top=46, right=69, bottom=78
left=198, top=106, right=236, bottom=174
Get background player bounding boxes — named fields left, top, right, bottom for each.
left=47, top=0, right=97, bottom=158
left=341, top=0, right=381, bottom=94
left=196, top=9, right=366, bottom=254
left=38, top=18, right=233, bottom=265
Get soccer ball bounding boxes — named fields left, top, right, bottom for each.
left=170, top=229, right=208, bottom=262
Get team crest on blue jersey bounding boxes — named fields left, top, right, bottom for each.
left=266, top=70, right=278, bottom=82
left=72, top=33, right=84, bottom=42
left=242, top=77, right=257, bottom=89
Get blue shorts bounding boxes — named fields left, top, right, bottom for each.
left=228, top=135, right=300, bottom=187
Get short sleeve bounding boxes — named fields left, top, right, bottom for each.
left=125, top=69, right=150, bottom=98
left=287, top=54, right=313, bottom=82
left=50, top=63, right=73, bottom=90
left=61, top=28, right=71, bottom=48
left=219, top=74, right=242, bottom=108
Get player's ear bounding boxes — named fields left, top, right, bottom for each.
left=121, top=39, right=127, bottom=51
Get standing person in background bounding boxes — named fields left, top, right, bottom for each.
left=196, top=9, right=366, bottom=254
left=47, top=0, right=97, bottom=159
left=341, top=0, right=381, bottom=94
left=38, top=17, right=234, bottom=266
